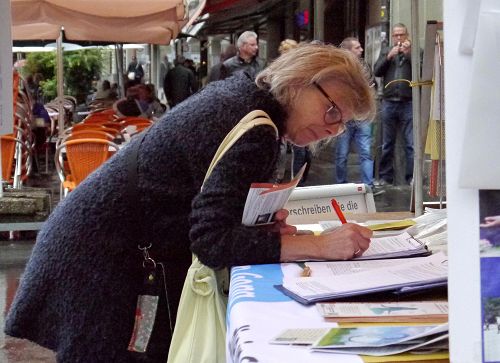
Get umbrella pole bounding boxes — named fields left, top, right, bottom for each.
left=411, top=0, right=424, bottom=216
left=114, top=44, right=125, bottom=98
left=57, top=30, right=65, bottom=138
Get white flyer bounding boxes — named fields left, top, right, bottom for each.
left=242, top=164, right=306, bottom=226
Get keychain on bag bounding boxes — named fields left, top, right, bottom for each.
left=128, top=243, right=173, bottom=353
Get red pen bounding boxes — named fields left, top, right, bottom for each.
left=331, top=198, right=347, bottom=224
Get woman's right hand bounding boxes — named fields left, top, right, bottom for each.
left=280, top=223, right=372, bottom=262
left=318, top=224, right=372, bottom=260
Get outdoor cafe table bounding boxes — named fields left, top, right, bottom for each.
left=226, top=212, right=449, bottom=363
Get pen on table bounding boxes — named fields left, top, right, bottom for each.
left=331, top=198, right=347, bottom=224
left=296, top=262, right=312, bottom=277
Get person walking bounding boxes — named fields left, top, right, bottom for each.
left=160, top=55, right=172, bottom=102
left=164, top=55, right=198, bottom=108
left=335, top=37, right=375, bottom=188
left=5, top=43, right=375, bottom=363
left=220, top=31, right=265, bottom=80
left=126, top=55, right=144, bottom=87
left=374, top=23, right=414, bottom=186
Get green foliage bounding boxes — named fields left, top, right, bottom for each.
left=25, top=52, right=56, bottom=81
left=65, top=49, right=103, bottom=103
left=24, top=49, right=103, bottom=103
left=41, top=79, right=57, bottom=100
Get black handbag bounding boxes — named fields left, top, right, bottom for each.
left=125, top=130, right=174, bottom=362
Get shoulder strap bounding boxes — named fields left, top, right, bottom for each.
left=202, top=110, right=278, bottom=189
left=126, top=131, right=148, bottom=246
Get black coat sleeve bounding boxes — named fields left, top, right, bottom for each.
left=189, top=126, right=282, bottom=269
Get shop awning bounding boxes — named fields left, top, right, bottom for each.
left=197, top=0, right=285, bottom=37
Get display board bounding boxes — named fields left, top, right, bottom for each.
left=284, top=184, right=376, bottom=225
left=458, top=7, right=500, bottom=189
left=445, top=0, right=488, bottom=362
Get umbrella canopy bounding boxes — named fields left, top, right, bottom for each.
left=10, top=0, right=200, bottom=45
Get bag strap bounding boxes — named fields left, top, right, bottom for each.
left=202, top=110, right=278, bottom=189
left=126, top=131, right=148, bottom=247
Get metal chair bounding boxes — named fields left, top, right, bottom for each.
left=68, top=123, right=122, bottom=139
left=83, top=113, right=116, bottom=124
left=1, top=133, right=32, bottom=187
left=119, top=117, right=153, bottom=128
left=54, top=138, right=119, bottom=197
left=1, top=135, right=16, bottom=183
left=56, top=129, right=116, bottom=149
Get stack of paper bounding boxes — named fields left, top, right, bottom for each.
left=316, top=301, right=448, bottom=323
left=353, top=232, right=430, bottom=260
left=270, top=324, right=449, bottom=356
left=319, top=219, right=416, bottom=237
left=315, top=230, right=430, bottom=260
left=311, top=323, right=449, bottom=356
left=277, top=252, right=448, bottom=304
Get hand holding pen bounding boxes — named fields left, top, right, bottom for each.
left=327, top=198, right=372, bottom=258
left=278, top=201, right=372, bottom=263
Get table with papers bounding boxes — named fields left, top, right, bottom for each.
left=226, top=212, right=449, bottom=363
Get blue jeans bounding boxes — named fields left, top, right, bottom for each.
left=379, top=100, right=414, bottom=183
left=335, top=120, right=374, bottom=186
left=292, top=145, right=311, bottom=186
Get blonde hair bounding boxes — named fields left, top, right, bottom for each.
left=278, top=39, right=298, bottom=54
left=256, top=43, right=376, bottom=122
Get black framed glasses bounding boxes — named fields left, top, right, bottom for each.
left=313, top=82, right=344, bottom=126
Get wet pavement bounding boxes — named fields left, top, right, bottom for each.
left=0, top=140, right=418, bottom=362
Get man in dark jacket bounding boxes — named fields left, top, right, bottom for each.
left=207, top=44, right=237, bottom=83
left=220, top=31, right=265, bottom=80
left=374, top=23, right=414, bottom=186
left=164, top=55, right=198, bottom=108
left=126, top=55, right=144, bottom=86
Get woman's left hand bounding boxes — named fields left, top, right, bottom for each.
left=268, top=209, right=297, bottom=235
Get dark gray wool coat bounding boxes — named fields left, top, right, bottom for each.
left=5, top=73, right=287, bottom=362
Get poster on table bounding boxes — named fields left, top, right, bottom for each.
left=479, top=189, right=500, bottom=363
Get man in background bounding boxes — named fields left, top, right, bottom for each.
left=220, top=31, right=265, bottom=80
left=159, top=55, right=172, bottom=101
left=207, top=44, right=237, bottom=83
left=126, top=55, right=144, bottom=86
left=164, top=55, right=198, bottom=108
left=374, top=23, right=413, bottom=186
left=335, top=37, right=375, bottom=189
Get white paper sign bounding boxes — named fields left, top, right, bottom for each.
left=284, top=184, right=376, bottom=225
left=458, top=10, right=500, bottom=188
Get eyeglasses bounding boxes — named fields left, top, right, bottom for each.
left=313, top=82, right=344, bottom=127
